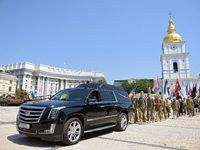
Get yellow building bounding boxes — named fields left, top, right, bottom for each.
left=0, top=72, right=17, bottom=96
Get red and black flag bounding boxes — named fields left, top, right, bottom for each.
left=175, top=78, right=181, bottom=98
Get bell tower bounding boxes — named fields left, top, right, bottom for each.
left=160, top=16, right=190, bottom=79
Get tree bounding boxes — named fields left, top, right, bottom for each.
left=15, top=87, right=28, bottom=95
left=121, top=79, right=154, bottom=94
left=97, top=80, right=107, bottom=84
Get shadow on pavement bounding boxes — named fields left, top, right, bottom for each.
left=7, top=128, right=114, bottom=148
left=7, top=134, right=64, bottom=148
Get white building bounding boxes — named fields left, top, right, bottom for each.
left=159, top=17, right=200, bottom=98
left=4, top=62, right=106, bottom=96
left=0, top=72, right=17, bottom=96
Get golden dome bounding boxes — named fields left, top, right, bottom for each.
left=163, top=18, right=182, bottom=43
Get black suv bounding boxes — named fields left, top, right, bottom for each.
left=16, top=83, right=132, bottom=145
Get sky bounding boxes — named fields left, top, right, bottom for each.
left=0, top=0, right=200, bottom=84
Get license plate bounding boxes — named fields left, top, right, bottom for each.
left=19, top=123, right=30, bottom=129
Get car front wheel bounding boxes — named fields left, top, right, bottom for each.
left=116, top=113, right=128, bottom=131
left=62, top=117, right=83, bottom=145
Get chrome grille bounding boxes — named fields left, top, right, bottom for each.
left=18, top=106, right=46, bottom=123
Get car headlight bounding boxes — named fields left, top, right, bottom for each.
left=48, top=106, right=66, bottom=119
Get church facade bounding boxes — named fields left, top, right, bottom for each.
left=4, top=62, right=106, bottom=96
left=159, top=17, right=200, bottom=98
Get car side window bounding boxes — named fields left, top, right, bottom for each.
left=88, top=91, right=100, bottom=102
left=99, top=91, right=115, bottom=101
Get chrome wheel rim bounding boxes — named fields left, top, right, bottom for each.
left=67, top=121, right=81, bottom=142
left=121, top=114, right=127, bottom=130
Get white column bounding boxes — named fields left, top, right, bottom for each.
left=60, top=80, right=64, bottom=90
left=41, top=77, right=45, bottom=96
left=22, top=74, right=26, bottom=90
left=37, top=76, right=40, bottom=96
left=27, top=75, right=31, bottom=92
left=33, top=76, right=36, bottom=93
left=17, top=75, right=21, bottom=88
left=46, top=78, right=50, bottom=95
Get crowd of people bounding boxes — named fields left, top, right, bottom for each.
left=129, top=91, right=200, bottom=125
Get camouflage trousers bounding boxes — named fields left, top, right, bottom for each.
left=139, top=108, right=146, bottom=123
left=173, top=109, right=179, bottom=118
left=130, top=109, right=138, bottom=123
left=147, top=108, right=154, bottom=121
left=163, top=108, right=166, bottom=120
left=155, top=109, right=162, bottom=121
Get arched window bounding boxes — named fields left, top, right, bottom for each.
left=173, top=62, right=178, bottom=72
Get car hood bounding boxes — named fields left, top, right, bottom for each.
left=22, top=100, right=81, bottom=108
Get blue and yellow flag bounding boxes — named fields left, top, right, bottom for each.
left=29, top=91, right=35, bottom=100
left=163, top=80, right=170, bottom=96
left=129, top=87, right=137, bottom=99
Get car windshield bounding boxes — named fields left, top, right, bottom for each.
left=50, top=89, right=88, bottom=101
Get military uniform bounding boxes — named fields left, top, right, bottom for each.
left=155, top=96, right=162, bottom=122
left=162, top=99, right=166, bottom=120
left=166, top=99, right=170, bottom=118
left=147, top=96, right=155, bottom=123
left=182, top=99, right=187, bottom=115
left=187, top=98, right=194, bottom=117
left=171, top=99, right=180, bottom=119
left=138, top=91, right=147, bottom=125
left=130, top=93, right=138, bottom=123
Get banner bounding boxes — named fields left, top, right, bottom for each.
left=152, top=77, right=161, bottom=93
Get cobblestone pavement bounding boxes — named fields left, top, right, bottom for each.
left=0, top=106, right=200, bottom=150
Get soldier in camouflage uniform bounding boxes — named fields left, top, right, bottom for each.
left=166, top=98, right=171, bottom=118
left=147, top=93, right=155, bottom=123
left=154, top=95, right=162, bottom=122
left=160, top=96, right=164, bottom=121
left=187, top=97, right=194, bottom=117
left=138, top=91, right=147, bottom=125
left=182, top=98, right=187, bottom=115
left=162, top=97, right=167, bottom=120
left=129, top=92, right=138, bottom=123
left=171, top=97, right=180, bottom=119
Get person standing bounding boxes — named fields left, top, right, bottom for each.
left=171, top=98, right=180, bottom=119
left=130, top=92, right=138, bottom=124
left=155, top=95, right=162, bottom=122
left=194, top=99, right=198, bottom=115
left=160, top=96, right=164, bottom=121
left=166, top=98, right=171, bottom=118
left=147, top=93, right=155, bottom=123
left=162, top=97, right=167, bottom=120
left=182, top=98, right=187, bottom=115
left=138, top=91, right=147, bottom=125
left=179, top=98, right=183, bottom=116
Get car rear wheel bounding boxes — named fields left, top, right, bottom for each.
left=62, top=117, right=83, bottom=145
left=116, top=113, right=128, bottom=131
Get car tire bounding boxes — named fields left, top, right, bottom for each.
left=116, top=113, right=128, bottom=131
left=62, top=117, right=83, bottom=145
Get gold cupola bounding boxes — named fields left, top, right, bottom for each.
left=163, top=18, right=182, bottom=43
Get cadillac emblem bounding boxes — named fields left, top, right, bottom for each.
left=24, top=111, right=30, bottom=115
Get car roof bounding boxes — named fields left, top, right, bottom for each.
left=77, top=83, right=125, bottom=92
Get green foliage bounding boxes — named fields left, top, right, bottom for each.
left=97, top=80, right=107, bottom=84
left=121, top=79, right=154, bottom=94
left=15, top=87, right=28, bottom=95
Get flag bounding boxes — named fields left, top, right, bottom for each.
left=189, top=84, right=191, bottom=96
left=148, top=86, right=151, bottom=94
left=171, top=87, right=175, bottom=100
left=163, top=80, right=170, bottom=97
left=186, top=84, right=188, bottom=96
left=175, top=78, right=181, bottom=98
left=191, top=84, right=197, bottom=99
left=60, top=91, right=68, bottom=100
left=152, top=77, right=161, bottom=93
left=199, top=85, right=200, bottom=99
left=129, top=87, right=137, bottom=99
left=29, top=91, right=35, bottom=100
